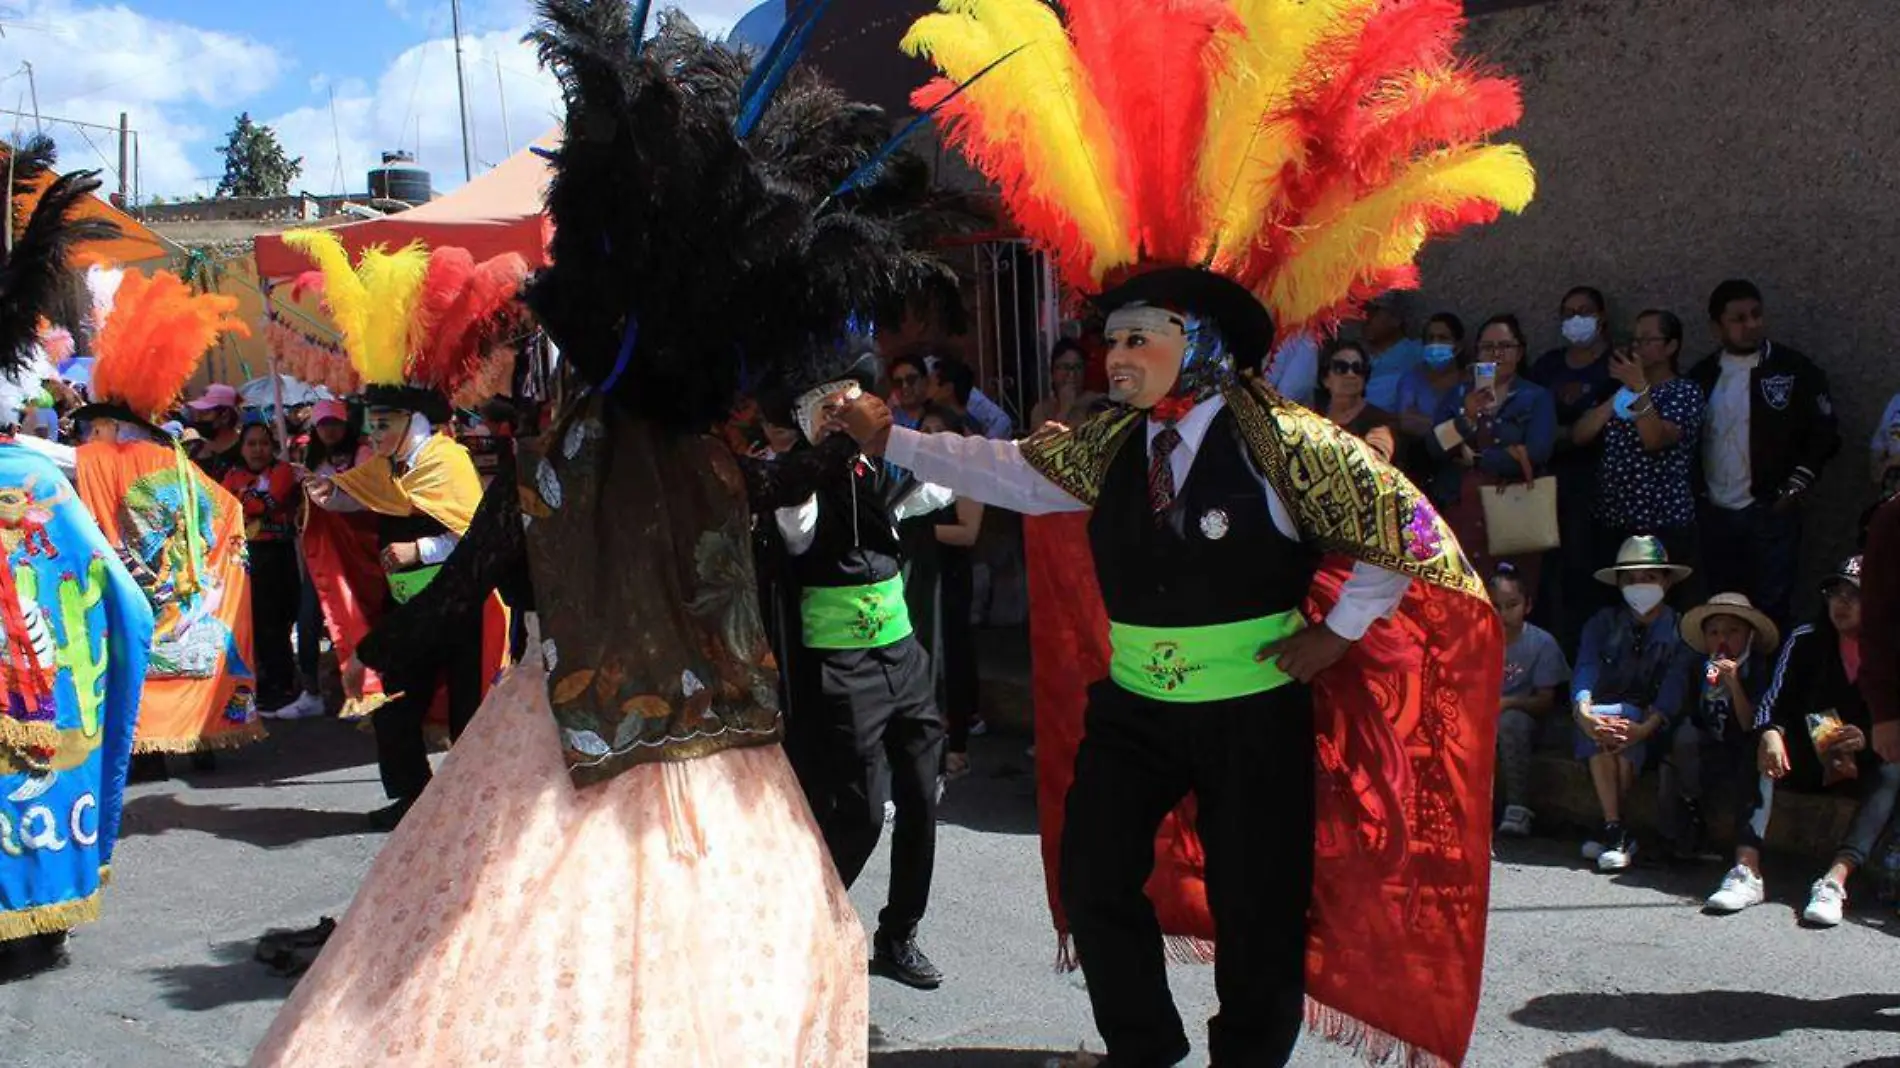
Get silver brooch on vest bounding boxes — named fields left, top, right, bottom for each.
left=1199, top=508, right=1230, bottom=540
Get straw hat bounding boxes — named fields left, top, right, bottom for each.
left=1593, top=535, right=1693, bottom=585
left=1681, top=592, right=1780, bottom=655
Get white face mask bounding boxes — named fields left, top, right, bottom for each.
left=1561, top=314, right=1600, bottom=346
left=1621, top=583, right=1665, bottom=616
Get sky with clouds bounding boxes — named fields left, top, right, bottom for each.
left=0, top=0, right=766, bottom=200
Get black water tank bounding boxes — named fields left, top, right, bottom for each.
left=368, top=151, right=433, bottom=205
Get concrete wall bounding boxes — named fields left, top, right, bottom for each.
left=1414, top=0, right=1899, bottom=604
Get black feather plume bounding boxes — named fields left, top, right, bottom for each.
left=0, top=166, right=117, bottom=378
left=524, top=0, right=975, bottom=432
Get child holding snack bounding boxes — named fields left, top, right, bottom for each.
left=1662, top=592, right=1777, bottom=864
left=1722, top=557, right=1900, bottom=925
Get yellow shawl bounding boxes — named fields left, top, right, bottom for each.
left=333, top=433, right=483, bottom=534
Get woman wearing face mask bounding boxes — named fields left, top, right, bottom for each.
left=1425, top=313, right=1558, bottom=589
left=1528, top=286, right=1618, bottom=649
left=1570, top=537, right=1699, bottom=872
left=1396, top=312, right=1467, bottom=438
left=1314, top=339, right=1397, bottom=462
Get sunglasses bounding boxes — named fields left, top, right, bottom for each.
left=1328, top=360, right=1369, bottom=376
left=1053, top=362, right=1085, bottom=374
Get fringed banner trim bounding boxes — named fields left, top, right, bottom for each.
left=1054, top=933, right=1078, bottom=973
left=0, top=715, right=62, bottom=756
left=131, top=720, right=267, bottom=755
left=1162, top=934, right=1216, bottom=966
left=0, top=889, right=102, bottom=942
left=1305, top=998, right=1455, bottom=1068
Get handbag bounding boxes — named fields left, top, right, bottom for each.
left=1479, top=446, right=1559, bottom=556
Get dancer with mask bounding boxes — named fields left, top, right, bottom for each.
left=840, top=3, right=1532, bottom=1064
left=290, top=233, right=519, bottom=830
left=0, top=146, right=155, bottom=974
left=249, top=5, right=964, bottom=1064
left=70, top=268, right=260, bottom=767
left=777, top=351, right=953, bottom=991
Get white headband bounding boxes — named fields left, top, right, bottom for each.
left=795, top=380, right=862, bottom=444
left=1105, top=303, right=1186, bottom=337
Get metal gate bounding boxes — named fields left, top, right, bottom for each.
left=964, top=239, right=1060, bottom=433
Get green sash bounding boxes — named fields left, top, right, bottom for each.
left=800, top=575, right=913, bottom=650
left=387, top=564, right=443, bottom=605
left=1108, top=610, right=1306, bottom=703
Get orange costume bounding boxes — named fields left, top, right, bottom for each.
left=74, top=269, right=260, bottom=754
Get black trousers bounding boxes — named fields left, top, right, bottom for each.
left=248, top=541, right=302, bottom=708
left=373, top=625, right=486, bottom=802
left=1060, top=678, right=1315, bottom=1068
left=792, top=635, right=944, bottom=936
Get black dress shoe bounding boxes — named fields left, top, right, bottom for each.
left=0, top=931, right=69, bottom=983
left=871, top=929, right=942, bottom=990
left=189, top=750, right=218, bottom=773
left=367, top=799, right=414, bottom=832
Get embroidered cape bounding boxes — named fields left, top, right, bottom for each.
left=0, top=442, right=155, bottom=940
left=1019, top=377, right=1501, bottom=1068
left=76, top=439, right=261, bottom=754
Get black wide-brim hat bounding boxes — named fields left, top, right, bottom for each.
left=363, top=384, right=451, bottom=425
left=1093, top=267, right=1276, bottom=370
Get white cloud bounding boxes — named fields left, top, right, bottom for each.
left=0, top=0, right=286, bottom=198
left=267, top=2, right=774, bottom=198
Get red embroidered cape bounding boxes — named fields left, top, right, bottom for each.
left=1020, top=380, right=1502, bottom=1068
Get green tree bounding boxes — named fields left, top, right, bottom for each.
left=214, top=112, right=302, bottom=198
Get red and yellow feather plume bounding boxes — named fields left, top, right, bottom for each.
left=93, top=270, right=250, bottom=421
left=906, top=0, right=1535, bottom=339
left=281, top=229, right=430, bottom=387
left=413, top=251, right=528, bottom=399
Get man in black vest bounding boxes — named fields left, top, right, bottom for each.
left=838, top=269, right=1417, bottom=1066
left=778, top=355, right=953, bottom=991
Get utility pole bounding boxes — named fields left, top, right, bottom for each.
left=22, top=61, right=39, bottom=133
left=494, top=51, right=511, bottom=156
left=448, top=0, right=474, bottom=182
left=117, top=111, right=128, bottom=205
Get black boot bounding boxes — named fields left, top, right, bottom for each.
left=127, top=753, right=170, bottom=783
left=871, top=927, right=942, bottom=990
left=367, top=798, right=415, bottom=832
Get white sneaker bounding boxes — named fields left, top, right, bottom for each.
left=1581, top=839, right=1604, bottom=862
left=883, top=800, right=897, bottom=824
left=1803, top=877, right=1847, bottom=926
left=269, top=692, right=325, bottom=720
left=1705, top=866, right=1765, bottom=913
left=1598, top=835, right=1637, bottom=872
left=1497, top=805, right=1534, bottom=837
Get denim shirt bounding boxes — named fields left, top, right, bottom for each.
left=1571, top=605, right=1696, bottom=719
left=1424, top=379, right=1558, bottom=505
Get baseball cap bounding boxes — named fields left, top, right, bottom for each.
left=187, top=383, right=240, bottom=412
left=311, top=399, right=350, bottom=424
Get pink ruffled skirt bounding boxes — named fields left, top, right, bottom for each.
left=250, top=654, right=868, bottom=1067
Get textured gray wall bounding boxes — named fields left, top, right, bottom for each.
left=1415, top=0, right=1899, bottom=599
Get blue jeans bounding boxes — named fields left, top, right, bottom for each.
left=1699, top=501, right=1801, bottom=629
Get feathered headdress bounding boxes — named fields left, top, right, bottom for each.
left=89, top=270, right=249, bottom=423
left=525, top=1, right=973, bottom=431
left=1, top=137, right=117, bottom=390
left=281, top=230, right=526, bottom=421
left=903, top=0, right=1535, bottom=340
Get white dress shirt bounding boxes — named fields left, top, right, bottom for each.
left=886, top=395, right=1412, bottom=640
left=1703, top=351, right=1759, bottom=511
left=775, top=458, right=955, bottom=558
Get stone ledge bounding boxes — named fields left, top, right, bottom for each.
left=1526, top=752, right=1859, bottom=861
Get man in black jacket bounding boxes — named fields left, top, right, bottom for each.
left=1689, top=279, right=1840, bottom=627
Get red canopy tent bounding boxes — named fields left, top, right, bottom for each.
left=252, top=130, right=555, bottom=279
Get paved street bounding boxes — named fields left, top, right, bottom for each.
left=3, top=718, right=1899, bottom=1067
